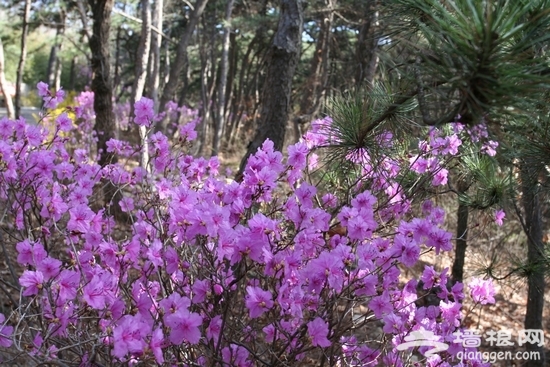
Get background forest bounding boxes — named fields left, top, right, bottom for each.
left=0, top=0, right=549, bottom=366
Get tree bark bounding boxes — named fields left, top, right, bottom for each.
left=237, top=0, right=303, bottom=178
left=15, top=0, right=32, bottom=119
left=295, top=0, right=333, bottom=142
left=69, top=56, right=77, bottom=91
left=212, top=0, right=235, bottom=156
left=0, top=38, right=15, bottom=120
left=131, top=0, right=152, bottom=170
left=452, top=179, right=470, bottom=284
left=88, top=0, right=116, bottom=167
left=148, top=0, right=164, bottom=112
left=46, top=45, right=58, bottom=88
left=157, top=0, right=209, bottom=132
left=520, top=161, right=546, bottom=367
left=355, top=0, right=378, bottom=87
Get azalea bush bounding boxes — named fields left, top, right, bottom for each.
left=0, top=83, right=497, bottom=366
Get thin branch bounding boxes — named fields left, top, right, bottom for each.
left=112, top=8, right=175, bottom=45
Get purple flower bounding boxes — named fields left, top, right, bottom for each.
left=468, top=278, right=496, bottom=305
left=494, top=209, right=505, bottom=226
left=431, top=168, right=448, bottom=186
left=36, top=257, right=61, bottom=281
left=0, top=313, right=13, bottom=348
left=245, top=286, right=274, bottom=318
left=37, top=81, right=50, bottom=97
left=56, top=112, right=73, bottom=132
left=167, top=309, right=202, bottom=345
left=20, top=270, right=44, bottom=296
left=287, top=142, right=309, bottom=169
left=369, top=292, right=393, bottom=318
left=307, top=317, right=331, bottom=347
left=83, top=276, right=106, bottom=309
left=150, top=328, right=165, bottom=364
left=134, top=97, right=155, bottom=126
left=112, top=315, right=147, bottom=359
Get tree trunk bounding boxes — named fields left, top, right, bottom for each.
left=114, top=26, right=122, bottom=100
left=212, top=0, right=235, bottom=156
left=295, top=0, right=333, bottom=142
left=197, top=20, right=217, bottom=156
left=88, top=0, right=126, bottom=221
left=46, top=45, right=59, bottom=88
left=520, top=161, right=546, bottom=367
left=148, top=0, right=164, bottom=112
left=69, top=56, right=78, bottom=91
left=15, top=0, right=31, bottom=119
left=355, top=0, right=378, bottom=87
left=157, top=0, right=209, bottom=132
left=452, top=179, right=470, bottom=284
left=131, top=0, right=152, bottom=170
left=237, top=0, right=303, bottom=178
left=88, top=0, right=116, bottom=167
left=0, top=38, right=15, bottom=120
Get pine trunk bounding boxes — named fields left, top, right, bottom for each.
left=237, top=0, right=303, bottom=177
left=520, top=162, right=546, bottom=367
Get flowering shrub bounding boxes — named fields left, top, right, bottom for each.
left=0, top=83, right=497, bottom=366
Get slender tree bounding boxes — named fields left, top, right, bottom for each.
left=355, top=0, right=379, bottom=87
left=237, top=0, right=304, bottom=178
left=0, top=37, right=15, bottom=119
left=88, top=0, right=116, bottom=167
left=212, top=0, right=235, bottom=156
left=157, top=0, right=209, bottom=133
left=148, top=0, right=163, bottom=112
left=131, top=0, right=152, bottom=170
left=15, top=0, right=31, bottom=119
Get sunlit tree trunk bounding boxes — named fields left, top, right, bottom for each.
left=131, top=0, right=152, bottom=170
left=15, top=0, right=31, bottom=119
left=148, top=0, right=163, bottom=113
left=0, top=38, right=15, bottom=120
left=212, top=0, right=235, bottom=156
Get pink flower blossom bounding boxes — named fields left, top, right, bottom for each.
left=150, top=327, right=165, bottom=364
left=112, top=315, right=147, bottom=359
left=468, top=278, right=496, bottom=305
left=16, top=240, right=47, bottom=266
left=0, top=313, right=13, bottom=347
left=20, top=270, right=44, bottom=296
left=431, top=168, right=448, bottom=186
left=37, top=81, right=50, bottom=97
left=83, top=276, right=106, bottom=310
left=36, top=257, right=61, bottom=281
left=56, top=112, right=73, bottom=132
left=307, top=317, right=331, bottom=347
left=134, top=97, right=155, bottom=126
left=287, top=142, right=309, bottom=169
left=245, top=286, right=274, bottom=318
left=494, top=209, right=505, bottom=226
left=167, top=309, right=202, bottom=345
